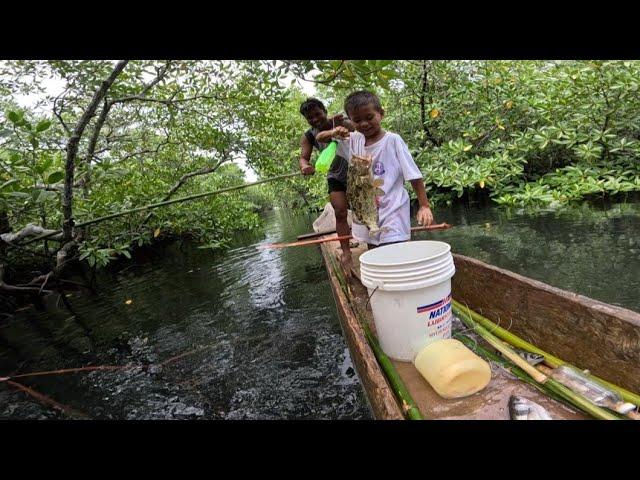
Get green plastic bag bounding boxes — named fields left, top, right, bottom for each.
left=315, top=140, right=337, bottom=174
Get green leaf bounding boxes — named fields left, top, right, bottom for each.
left=40, top=190, right=58, bottom=202
left=36, top=156, right=53, bottom=174
left=36, top=120, right=52, bottom=132
left=29, top=136, right=38, bottom=149
left=7, top=191, right=30, bottom=199
left=0, top=179, right=19, bottom=190
left=46, top=171, right=65, bottom=184
left=7, top=111, right=20, bottom=123
left=30, top=188, right=42, bottom=202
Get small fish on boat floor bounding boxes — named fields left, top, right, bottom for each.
left=509, top=395, right=552, bottom=420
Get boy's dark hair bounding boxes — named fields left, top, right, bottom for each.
left=344, top=90, right=383, bottom=116
left=299, top=98, right=327, bottom=116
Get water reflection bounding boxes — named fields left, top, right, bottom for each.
left=426, top=199, right=640, bottom=312
left=0, top=210, right=371, bottom=420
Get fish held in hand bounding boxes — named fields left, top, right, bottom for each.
left=346, top=154, right=385, bottom=236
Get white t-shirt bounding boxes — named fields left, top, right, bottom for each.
left=337, top=131, right=423, bottom=245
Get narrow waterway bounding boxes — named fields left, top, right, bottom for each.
left=0, top=210, right=371, bottom=419
left=1, top=197, right=639, bottom=419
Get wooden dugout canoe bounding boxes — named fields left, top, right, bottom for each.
left=319, top=235, right=640, bottom=420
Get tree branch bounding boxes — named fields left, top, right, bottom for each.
left=0, top=264, right=53, bottom=295
left=0, top=224, right=63, bottom=243
left=62, top=60, right=129, bottom=241
left=81, top=99, right=112, bottom=196
left=17, top=171, right=303, bottom=246
left=111, top=92, right=222, bottom=106
left=418, top=60, right=440, bottom=147
left=140, top=155, right=229, bottom=226
left=52, top=88, right=72, bottom=136
left=79, top=63, right=174, bottom=195
left=115, top=138, right=178, bottom=163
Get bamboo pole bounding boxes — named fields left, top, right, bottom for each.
left=263, top=235, right=353, bottom=249
left=297, top=229, right=337, bottom=241
left=455, top=334, right=584, bottom=410
left=452, top=299, right=563, bottom=365
left=456, top=334, right=626, bottom=418
left=454, top=304, right=549, bottom=383
left=454, top=303, right=621, bottom=420
left=328, top=252, right=423, bottom=420
left=20, top=171, right=303, bottom=246
left=265, top=223, right=453, bottom=249
left=451, top=299, right=640, bottom=407
left=296, top=223, right=453, bottom=241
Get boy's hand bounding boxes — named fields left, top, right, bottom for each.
left=417, top=206, right=434, bottom=226
left=332, top=126, right=350, bottom=139
left=300, top=162, right=315, bottom=175
left=333, top=113, right=355, bottom=132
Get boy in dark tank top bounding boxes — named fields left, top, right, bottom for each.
left=298, top=98, right=355, bottom=274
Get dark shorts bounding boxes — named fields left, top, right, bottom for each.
left=327, top=177, right=347, bottom=194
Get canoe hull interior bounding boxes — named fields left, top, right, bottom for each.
left=319, top=236, right=639, bottom=420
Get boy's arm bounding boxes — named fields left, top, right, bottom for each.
left=393, top=133, right=434, bottom=226
left=299, top=134, right=315, bottom=175
left=410, top=178, right=434, bottom=226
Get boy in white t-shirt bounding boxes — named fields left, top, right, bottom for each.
left=315, top=90, right=434, bottom=274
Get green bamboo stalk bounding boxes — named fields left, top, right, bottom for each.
left=452, top=299, right=640, bottom=407
left=456, top=334, right=625, bottom=419
left=20, top=171, right=302, bottom=246
left=328, top=253, right=423, bottom=420
left=454, top=334, right=569, bottom=406
left=454, top=304, right=621, bottom=420
left=454, top=304, right=549, bottom=383
left=452, top=300, right=563, bottom=365
left=361, top=317, right=424, bottom=420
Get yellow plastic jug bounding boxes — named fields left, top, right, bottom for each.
left=413, top=338, right=491, bottom=399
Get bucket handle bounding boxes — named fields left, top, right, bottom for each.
left=365, top=285, right=380, bottom=311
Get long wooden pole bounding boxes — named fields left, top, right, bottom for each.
left=264, top=223, right=453, bottom=249
left=20, top=172, right=303, bottom=246
left=297, top=223, right=453, bottom=241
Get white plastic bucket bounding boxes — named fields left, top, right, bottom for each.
left=359, top=241, right=455, bottom=361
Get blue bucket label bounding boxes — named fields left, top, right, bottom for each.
left=417, top=293, right=452, bottom=339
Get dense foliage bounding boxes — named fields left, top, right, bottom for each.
left=380, top=60, right=640, bottom=208
left=1, top=60, right=639, bottom=276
